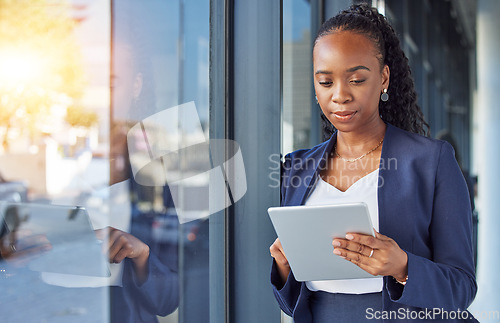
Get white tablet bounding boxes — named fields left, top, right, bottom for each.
left=268, top=203, right=375, bottom=281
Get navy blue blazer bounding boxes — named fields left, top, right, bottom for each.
left=271, top=124, right=477, bottom=322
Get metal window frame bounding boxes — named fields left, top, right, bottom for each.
left=209, top=0, right=282, bottom=322
left=208, top=0, right=231, bottom=321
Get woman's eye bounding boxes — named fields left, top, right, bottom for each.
left=350, top=79, right=366, bottom=84
left=319, top=81, right=332, bottom=86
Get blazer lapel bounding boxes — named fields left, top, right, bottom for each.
left=296, top=132, right=337, bottom=205
left=290, top=124, right=412, bottom=250
left=377, top=124, right=412, bottom=249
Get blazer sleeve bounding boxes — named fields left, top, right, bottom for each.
left=271, top=259, right=303, bottom=316
left=387, top=141, right=477, bottom=310
left=120, top=245, right=179, bottom=317
left=270, top=153, right=304, bottom=316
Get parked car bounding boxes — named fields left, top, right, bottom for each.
left=0, top=174, right=28, bottom=202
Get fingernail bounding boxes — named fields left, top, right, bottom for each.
left=332, top=240, right=341, bottom=247
left=333, top=249, right=341, bottom=255
left=346, top=234, right=354, bottom=240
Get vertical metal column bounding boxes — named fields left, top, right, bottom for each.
left=230, top=0, right=282, bottom=322
left=209, top=0, right=230, bottom=322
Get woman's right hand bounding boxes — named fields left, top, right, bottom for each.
left=270, top=238, right=291, bottom=286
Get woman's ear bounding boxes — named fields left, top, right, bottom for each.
left=382, top=64, right=390, bottom=90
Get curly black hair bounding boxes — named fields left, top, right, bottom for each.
left=315, top=4, right=430, bottom=139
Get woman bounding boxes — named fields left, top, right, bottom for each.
left=270, top=4, right=477, bottom=322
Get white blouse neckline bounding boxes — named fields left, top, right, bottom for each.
left=319, top=168, right=379, bottom=193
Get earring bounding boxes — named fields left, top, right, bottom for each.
left=381, top=89, right=389, bottom=102
left=315, top=95, right=318, bottom=104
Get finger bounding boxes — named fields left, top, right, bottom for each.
left=108, top=232, right=133, bottom=263
left=271, top=238, right=286, bottom=254
left=269, top=245, right=287, bottom=261
left=333, top=238, right=373, bottom=257
left=334, top=248, right=377, bottom=275
left=270, top=239, right=289, bottom=267
left=2, top=239, right=52, bottom=265
left=12, top=234, right=51, bottom=252
left=107, top=230, right=121, bottom=256
left=277, top=244, right=286, bottom=258
left=334, top=247, right=364, bottom=263
left=112, top=246, right=131, bottom=264
left=270, top=238, right=285, bottom=255
left=6, top=229, right=33, bottom=240
left=345, top=232, right=381, bottom=249
left=10, top=243, right=52, bottom=260
left=105, top=228, right=120, bottom=260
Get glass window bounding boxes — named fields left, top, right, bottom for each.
left=0, top=0, right=209, bottom=322
left=281, top=0, right=313, bottom=319
left=282, top=0, right=313, bottom=155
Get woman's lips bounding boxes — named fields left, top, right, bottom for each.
left=333, top=111, right=357, bottom=121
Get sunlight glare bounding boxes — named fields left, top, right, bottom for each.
left=0, top=49, right=45, bottom=88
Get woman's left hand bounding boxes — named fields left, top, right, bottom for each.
left=95, top=227, right=150, bottom=283
left=332, top=229, right=408, bottom=282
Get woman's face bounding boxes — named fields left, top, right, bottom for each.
left=313, top=31, right=389, bottom=134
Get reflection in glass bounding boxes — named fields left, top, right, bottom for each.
left=0, top=0, right=210, bottom=322
left=283, top=0, right=312, bottom=154
left=0, top=1, right=110, bottom=321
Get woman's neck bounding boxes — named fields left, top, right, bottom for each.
left=336, top=121, right=387, bottom=157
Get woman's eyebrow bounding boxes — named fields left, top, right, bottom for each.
left=315, top=65, right=371, bottom=75
left=346, top=65, right=370, bottom=72
left=315, top=70, right=332, bottom=75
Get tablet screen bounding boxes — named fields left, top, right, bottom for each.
left=268, top=203, right=375, bottom=281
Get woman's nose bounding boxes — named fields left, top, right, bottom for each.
left=331, top=83, right=352, bottom=104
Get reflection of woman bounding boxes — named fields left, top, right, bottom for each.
left=103, top=19, right=179, bottom=321
left=270, top=5, right=477, bottom=322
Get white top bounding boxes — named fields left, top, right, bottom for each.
left=304, top=169, right=383, bottom=294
